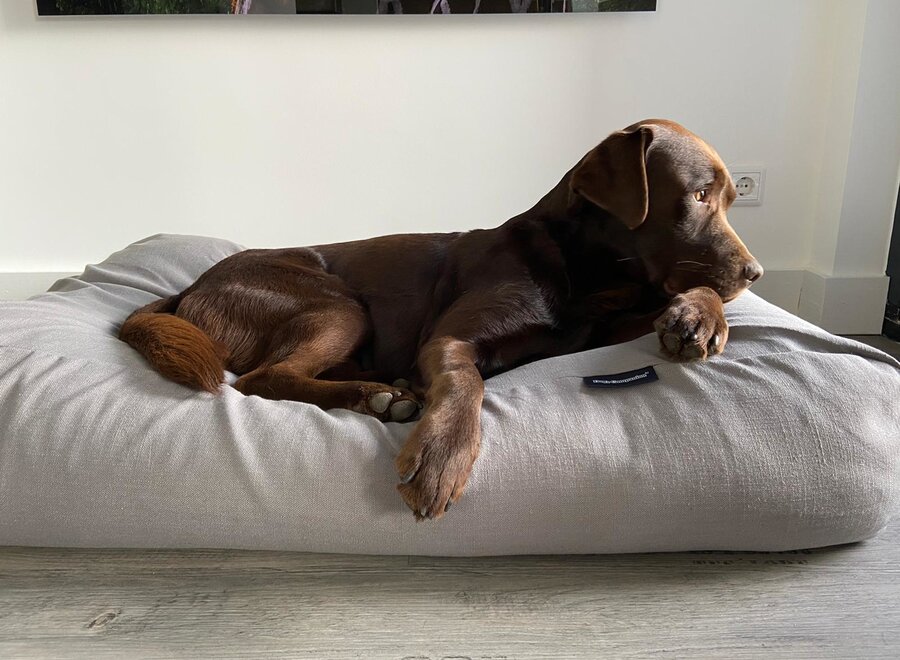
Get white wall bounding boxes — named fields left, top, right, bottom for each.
left=0, top=0, right=897, bottom=331
left=797, top=0, right=900, bottom=333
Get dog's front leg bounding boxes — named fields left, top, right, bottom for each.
left=654, top=286, right=729, bottom=360
left=395, top=336, right=483, bottom=521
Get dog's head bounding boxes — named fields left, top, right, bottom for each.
left=569, top=119, right=762, bottom=301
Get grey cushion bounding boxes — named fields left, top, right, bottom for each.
left=0, top=234, right=898, bottom=555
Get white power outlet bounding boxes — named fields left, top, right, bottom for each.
left=729, top=167, right=765, bottom=206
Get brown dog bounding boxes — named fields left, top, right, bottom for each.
left=120, top=118, right=762, bottom=521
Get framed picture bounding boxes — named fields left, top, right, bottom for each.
left=36, top=0, right=656, bottom=16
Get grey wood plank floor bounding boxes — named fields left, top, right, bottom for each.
left=1, top=517, right=898, bottom=659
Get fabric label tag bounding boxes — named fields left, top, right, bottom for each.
left=583, top=366, right=658, bottom=389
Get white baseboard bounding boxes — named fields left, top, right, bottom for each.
left=0, top=272, right=77, bottom=301
left=797, top=271, right=890, bottom=335
left=735, top=269, right=889, bottom=335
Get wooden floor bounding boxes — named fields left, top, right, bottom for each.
left=1, top=517, right=898, bottom=659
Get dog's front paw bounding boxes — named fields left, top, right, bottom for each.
left=654, top=287, right=728, bottom=360
left=394, top=413, right=479, bottom=521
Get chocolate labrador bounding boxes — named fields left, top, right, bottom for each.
left=120, top=118, right=762, bottom=521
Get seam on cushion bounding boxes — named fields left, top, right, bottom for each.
left=0, top=344, right=174, bottom=382
left=727, top=329, right=900, bottom=369
left=484, top=348, right=900, bottom=395
left=0, top=344, right=139, bottom=374
left=705, top=348, right=900, bottom=369
left=722, top=316, right=894, bottom=361
left=46, top=278, right=180, bottom=303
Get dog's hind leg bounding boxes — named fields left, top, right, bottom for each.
left=233, top=305, right=420, bottom=423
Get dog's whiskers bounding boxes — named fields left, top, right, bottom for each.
left=674, top=261, right=715, bottom=274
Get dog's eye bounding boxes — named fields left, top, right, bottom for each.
left=693, top=190, right=709, bottom=203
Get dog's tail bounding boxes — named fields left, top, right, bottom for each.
left=119, top=295, right=226, bottom=393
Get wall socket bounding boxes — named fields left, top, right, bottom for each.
left=730, top=167, right=765, bottom=205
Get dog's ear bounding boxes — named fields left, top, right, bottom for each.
left=569, top=126, right=653, bottom=229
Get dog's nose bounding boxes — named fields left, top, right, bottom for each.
left=743, top=260, right=764, bottom=283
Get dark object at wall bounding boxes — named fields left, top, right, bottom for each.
left=884, top=183, right=900, bottom=340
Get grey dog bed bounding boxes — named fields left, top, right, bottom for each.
left=0, top=234, right=898, bottom=555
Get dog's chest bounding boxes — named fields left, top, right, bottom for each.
left=358, top=294, right=431, bottom=378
